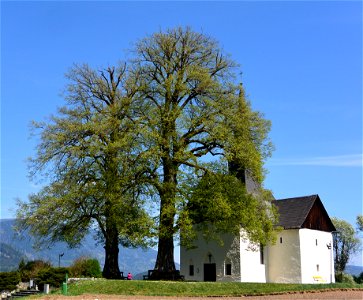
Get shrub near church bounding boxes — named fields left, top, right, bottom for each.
left=69, top=257, right=102, bottom=278
left=0, top=258, right=102, bottom=293
left=0, top=271, right=20, bottom=291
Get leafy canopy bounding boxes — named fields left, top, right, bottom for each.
left=17, top=27, right=278, bottom=276
left=17, top=65, right=153, bottom=250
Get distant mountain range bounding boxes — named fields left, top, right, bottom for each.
left=345, top=265, right=363, bottom=276
left=0, top=219, right=166, bottom=276
left=0, top=242, right=27, bottom=272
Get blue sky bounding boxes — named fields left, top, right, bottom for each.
left=1, top=1, right=362, bottom=265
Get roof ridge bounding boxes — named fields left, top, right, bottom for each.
left=276, top=194, right=318, bottom=201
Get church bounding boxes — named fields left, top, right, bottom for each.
left=180, top=172, right=336, bottom=284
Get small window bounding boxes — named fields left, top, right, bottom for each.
left=316, top=264, right=319, bottom=272
left=280, top=237, right=283, bottom=243
left=189, top=265, right=194, bottom=276
left=260, top=244, right=264, bottom=264
left=316, top=239, right=318, bottom=246
left=225, top=263, right=232, bottom=275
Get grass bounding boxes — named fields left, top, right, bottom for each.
left=61, top=280, right=362, bottom=297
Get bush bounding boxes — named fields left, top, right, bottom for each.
left=69, top=257, right=102, bottom=278
left=353, top=272, right=363, bottom=284
left=37, top=267, right=69, bottom=289
left=0, top=271, right=20, bottom=291
left=335, top=272, right=355, bottom=283
left=19, top=259, right=51, bottom=282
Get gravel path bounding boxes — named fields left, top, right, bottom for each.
left=34, top=289, right=363, bottom=300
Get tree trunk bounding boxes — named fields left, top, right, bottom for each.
left=154, top=234, right=176, bottom=276
left=151, top=155, right=178, bottom=280
left=102, top=224, right=122, bottom=279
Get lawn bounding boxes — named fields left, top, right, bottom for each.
left=64, top=280, right=361, bottom=297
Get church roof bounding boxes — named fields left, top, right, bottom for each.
left=273, top=195, right=336, bottom=232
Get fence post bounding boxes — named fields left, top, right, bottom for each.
left=62, top=273, right=68, bottom=295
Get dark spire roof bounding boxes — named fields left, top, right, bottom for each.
left=274, top=195, right=336, bottom=232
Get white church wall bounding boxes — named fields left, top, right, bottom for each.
left=180, top=227, right=335, bottom=284
left=240, top=235, right=266, bottom=282
left=299, top=229, right=335, bottom=283
left=267, top=229, right=302, bottom=283
left=180, top=232, right=241, bottom=282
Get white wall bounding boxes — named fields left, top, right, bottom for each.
left=181, top=228, right=335, bottom=284
left=180, top=230, right=266, bottom=282
left=299, top=229, right=335, bottom=283
left=267, top=229, right=302, bottom=283
left=180, top=232, right=241, bottom=282
left=240, top=236, right=266, bottom=283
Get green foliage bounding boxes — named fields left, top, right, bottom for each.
left=37, top=267, right=69, bottom=288
left=18, top=259, right=51, bottom=282
left=332, top=217, right=361, bottom=273
left=0, top=271, right=20, bottom=291
left=17, top=259, right=69, bottom=289
left=17, top=26, right=276, bottom=276
left=357, top=215, right=363, bottom=232
left=353, top=272, right=363, bottom=284
left=184, top=172, right=278, bottom=248
left=70, top=257, right=102, bottom=278
left=16, top=63, right=154, bottom=278
left=335, top=272, right=355, bottom=284
left=132, top=27, right=275, bottom=272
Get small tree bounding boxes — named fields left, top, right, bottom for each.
left=18, top=260, right=51, bottom=282
left=70, top=257, right=102, bottom=278
left=357, top=215, right=363, bottom=232
left=332, top=217, right=361, bottom=274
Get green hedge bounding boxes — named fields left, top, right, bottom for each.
left=37, top=267, right=69, bottom=289
left=0, top=271, right=20, bottom=291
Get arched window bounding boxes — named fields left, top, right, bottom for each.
left=225, top=258, right=232, bottom=276
left=189, top=259, right=194, bottom=276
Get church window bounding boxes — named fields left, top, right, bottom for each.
left=260, top=244, right=264, bottom=264
left=225, top=263, right=232, bottom=275
left=189, top=265, right=194, bottom=276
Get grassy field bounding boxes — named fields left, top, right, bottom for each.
left=62, top=280, right=362, bottom=297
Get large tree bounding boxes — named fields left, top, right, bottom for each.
left=332, top=217, right=361, bottom=274
left=18, top=27, right=277, bottom=280
left=17, top=65, right=152, bottom=279
left=131, top=27, right=276, bottom=278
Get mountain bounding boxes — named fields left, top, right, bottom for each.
left=345, top=265, right=363, bottom=276
left=0, top=242, right=27, bottom=272
left=0, top=219, right=159, bottom=276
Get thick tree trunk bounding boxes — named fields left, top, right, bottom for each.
left=154, top=235, right=176, bottom=275
left=151, top=154, right=179, bottom=280
left=102, top=224, right=121, bottom=279
left=151, top=188, right=178, bottom=280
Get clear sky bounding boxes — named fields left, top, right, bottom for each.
left=1, top=1, right=362, bottom=265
